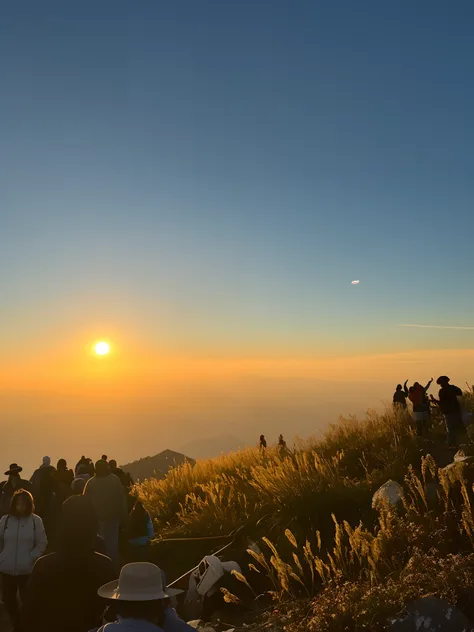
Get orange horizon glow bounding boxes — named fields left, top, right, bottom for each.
left=1, top=331, right=474, bottom=394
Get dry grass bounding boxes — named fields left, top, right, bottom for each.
left=137, top=407, right=430, bottom=539
left=136, top=394, right=474, bottom=628
left=239, top=456, right=474, bottom=630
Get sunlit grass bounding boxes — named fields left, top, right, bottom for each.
left=137, top=406, right=426, bottom=539
left=135, top=390, right=474, bottom=629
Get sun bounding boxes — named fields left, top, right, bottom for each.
left=95, top=341, right=110, bottom=356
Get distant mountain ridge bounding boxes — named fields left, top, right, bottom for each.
left=121, top=449, right=195, bottom=481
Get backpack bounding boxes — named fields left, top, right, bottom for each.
left=127, top=501, right=150, bottom=540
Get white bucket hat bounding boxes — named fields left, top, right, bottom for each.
left=98, top=563, right=183, bottom=601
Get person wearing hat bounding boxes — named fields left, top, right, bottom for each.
left=0, top=464, right=33, bottom=517
left=431, top=376, right=468, bottom=447
left=94, top=562, right=193, bottom=632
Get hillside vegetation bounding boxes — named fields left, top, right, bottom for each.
left=136, top=389, right=474, bottom=630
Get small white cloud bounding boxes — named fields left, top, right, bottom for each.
left=351, top=280, right=360, bottom=285
left=399, top=323, right=474, bottom=330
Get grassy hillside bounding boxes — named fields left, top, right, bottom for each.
left=136, top=390, right=474, bottom=630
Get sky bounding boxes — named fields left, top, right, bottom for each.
left=2, top=1, right=474, bottom=474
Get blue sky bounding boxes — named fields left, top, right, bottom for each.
left=2, top=0, right=474, bottom=359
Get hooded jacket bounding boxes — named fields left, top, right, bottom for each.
left=22, top=496, right=116, bottom=632
left=0, top=513, right=47, bottom=575
left=84, top=462, right=127, bottom=523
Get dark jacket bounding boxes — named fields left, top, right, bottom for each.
left=110, top=467, right=133, bottom=490
left=22, top=496, right=116, bottom=632
left=30, top=465, right=57, bottom=514
left=84, top=473, right=127, bottom=523
left=438, top=384, right=463, bottom=414
left=53, top=468, right=74, bottom=503
left=393, top=390, right=408, bottom=407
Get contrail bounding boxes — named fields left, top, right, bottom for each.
left=399, top=323, right=474, bottom=330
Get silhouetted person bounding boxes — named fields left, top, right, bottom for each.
left=75, top=456, right=88, bottom=476
left=71, top=476, right=87, bottom=496
left=0, top=489, right=47, bottom=631
left=109, top=459, right=133, bottom=490
left=0, top=464, right=33, bottom=517
left=102, top=455, right=108, bottom=462
left=84, top=460, right=127, bottom=568
left=23, top=495, right=116, bottom=632
left=393, top=380, right=409, bottom=409
left=431, top=376, right=468, bottom=447
left=408, top=379, right=433, bottom=436
left=278, top=434, right=287, bottom=456
left=126, top=498, right=154, bottom=563
left=259, top=435, right=267, bottom=451
left=30, top=456, right=57, bottom=535
left=53, top=459, right=74, bottom=505
left=85, top=458, right=96, bottom=478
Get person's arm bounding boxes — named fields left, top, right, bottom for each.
left=30, top=516, right=47, bottom=561
left=424, top=378, right=434, bottom=392
left=404, top=380, right=409, bottom=396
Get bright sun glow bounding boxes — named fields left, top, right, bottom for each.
left=95, top=341, right=110, bottom=356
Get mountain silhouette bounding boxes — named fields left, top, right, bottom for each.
left=121, top=449, right=195, bottom=481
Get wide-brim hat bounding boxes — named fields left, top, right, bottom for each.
left=98, top=562, right=184, bottom=601
left=5, top=464, right=22, bottom=476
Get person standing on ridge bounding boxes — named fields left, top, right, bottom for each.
left=259, top=435, right=267, bottom=452
left=84, top=459, right=127, bottom=568
left=408, top=379, right=433, bottom=436
left=393, top=380, right=409, bottom=409
left=430, top=376, right=469, bottom=448
left=0, top=464, right=33, bottom=517
left=278, top=434, right=287, bottom=456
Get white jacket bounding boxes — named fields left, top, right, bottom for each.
left=0, top=514, right=47, bottom=576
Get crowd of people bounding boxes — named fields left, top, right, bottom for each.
left=0, top=455, right=190, bottom=632
left=393, top=375, right=470, bottom=447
